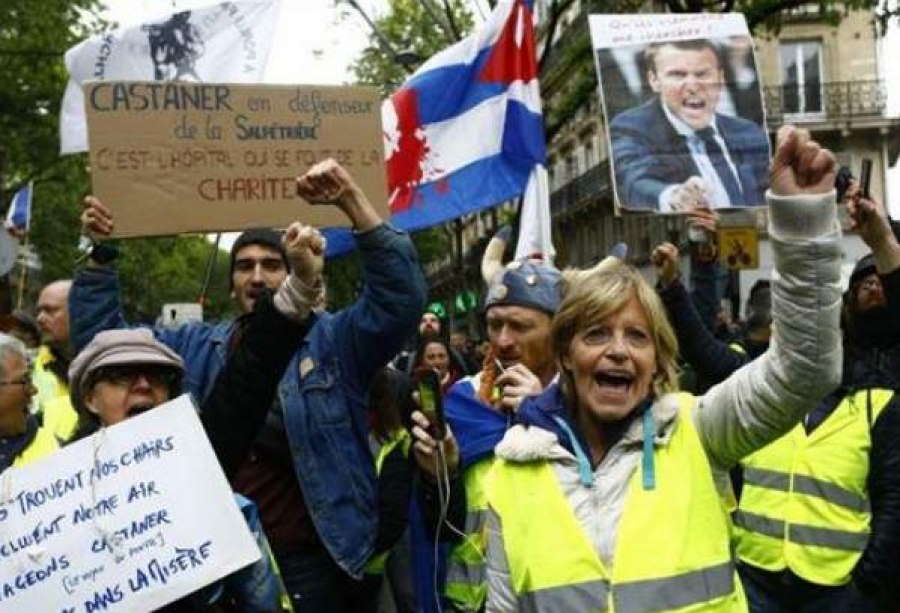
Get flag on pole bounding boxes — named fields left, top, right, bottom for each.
left=6, top=183, right=33, bottom=234
left=382, top=0, right=546, bottom=232
left=323, top=0, right=549, bottom=258
left=59, top=0, right=281, bottom=154
left=514, top=165, right=555, bottom=262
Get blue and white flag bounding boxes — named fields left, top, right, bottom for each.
left=59, top=0, right=280, bottom=154
left=383, top=0, right=545, bottom=229
left=6, top=183, right=32, bottom=233
left=324, top=0, right=547, bottom=257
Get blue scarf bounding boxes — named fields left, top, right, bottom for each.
left=444, top=379, right=509, bottom=468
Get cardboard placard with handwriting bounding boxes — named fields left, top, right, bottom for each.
left=0, top=395, right=260, bottom=612
left=85, top=82, right=387, bottom=237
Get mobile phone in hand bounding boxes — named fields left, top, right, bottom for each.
left=415, top=368, right=446, bottom=441
left=860, top=158, right=873, bottom=200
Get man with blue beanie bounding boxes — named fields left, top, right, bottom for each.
left=417, top=228, right=562, bottom=612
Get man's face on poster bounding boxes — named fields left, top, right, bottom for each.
left=648, top=44, right=724, bottom=131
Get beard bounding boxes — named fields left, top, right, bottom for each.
left=848, top=305, right=900, bottom=349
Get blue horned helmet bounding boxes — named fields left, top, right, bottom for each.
left=480, top=228, right=562, bottom=316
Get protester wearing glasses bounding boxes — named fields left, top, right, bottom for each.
left=64, top=222, right=325, bottom=612
left=0, top=333, right=58, bottom=473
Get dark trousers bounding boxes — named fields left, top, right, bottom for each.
left=738, top=562, right=873, bottom=613
left=277, top=547, right=381, bottom=613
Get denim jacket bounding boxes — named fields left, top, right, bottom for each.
left=70, top=224, right=428, bottom=578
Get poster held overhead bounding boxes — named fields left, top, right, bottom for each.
left=589, top=14, right=771, bottom=214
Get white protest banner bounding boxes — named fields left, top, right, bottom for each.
left=61, top=0, right=280, bottom=154
left=84, top=82, right=386, bottom=237
left=589, top=14, right=771, bottom=213
left=0, top=395, right=260, bottom=612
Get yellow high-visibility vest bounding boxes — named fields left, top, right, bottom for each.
left=444, top=457, right=493, bottom=612
left=734, top=388, right=892, bottom=586
left=487, top=393, right=746, bottom=612
left=729, top=342, right=747, bottom=356
left=364, top=430, right=412, bottom=576
left=13, top=426, right=59, bottom=468
left=31, top=346, right=78, bottom=442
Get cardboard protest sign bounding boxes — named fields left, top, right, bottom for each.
left=85, top=82, right=387, bottom=237
left=589, top=14, right=771, bottom=214
left=0, top=395, right=260, bottom=612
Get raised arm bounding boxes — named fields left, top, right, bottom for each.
left=201, top=224, right=324, bottom=478
left=70, top=196, right=219, bottom=357
left=296, top=160, right=428, bottom=388
left=654, top=241, right=750, bottom=384
left=695, top=126, right=843, bottom=468
left=847, top=189, right=900, bottom=276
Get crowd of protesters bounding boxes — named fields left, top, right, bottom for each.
left=2, top=125, right=899, bottom=613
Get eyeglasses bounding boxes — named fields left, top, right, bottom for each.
left=91, top=364, right=180, bottom=390
left=859, top=277, right=882, bottom=291
left=0, top=374, right=32, bottom=387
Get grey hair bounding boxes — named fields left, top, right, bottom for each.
left=0, top=333, right=28, bottom=380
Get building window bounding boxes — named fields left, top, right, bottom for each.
left=584, top=138, right=595, bottom=169
left=780, top=40, right=823, bottom=116
left=565, top=153, right=577, bottom=181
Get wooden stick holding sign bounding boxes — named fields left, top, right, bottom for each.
left=84, top=82, right=387, bottom=238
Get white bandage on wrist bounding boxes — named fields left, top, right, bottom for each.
left=273, top=274, right=325, bottom=322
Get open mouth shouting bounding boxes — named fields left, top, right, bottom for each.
left=594, top=369, right=636, bottom=401
left=126, top=403, right=156, bottom=419
left=679, top=95, right=712, bottom=124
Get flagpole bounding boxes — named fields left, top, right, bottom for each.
left=197, top=233, right=222, bottom=307
left=16, top=231, right=28, bottom=310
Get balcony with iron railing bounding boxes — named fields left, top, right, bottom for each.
left=550, top=159, right=611, bottom=217
left=762, top=80, right=894, bottom=128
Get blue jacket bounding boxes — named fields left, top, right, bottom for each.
left=610, top=98, right=770, bottom=211
left=70, top=224, right=428, bottom=578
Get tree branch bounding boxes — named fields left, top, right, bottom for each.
left=442, top=0, right=464, bottom=41
left=420, top=0, right=459, bottom=43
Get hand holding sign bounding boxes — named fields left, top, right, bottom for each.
left=82, top=196, right=114, bottom=239
left=669, top=177, right=710, bottom=212
left=283, top=223, right=325, bottom=286
left=296, top=159, right=381, bottom=232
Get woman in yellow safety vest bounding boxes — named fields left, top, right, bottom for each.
left=0, top=333, right=59, bottom=473
left=412, top=127, right=845, bottom=612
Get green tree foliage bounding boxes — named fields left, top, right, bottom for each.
left=351, top=0, right=474, bottom=93
left=116, top=236, right=235, bottom=324
left=1, top=1, right=234, bottom=322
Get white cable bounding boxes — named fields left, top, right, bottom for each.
left=431, top=441, right=486, bottom=612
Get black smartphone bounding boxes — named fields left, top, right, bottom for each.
left=415, top=368, right=446, bottom=440
left=860, top=158, right=873, bottom=200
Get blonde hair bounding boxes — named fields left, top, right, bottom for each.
left=552, top=259, right=680, bottom=401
